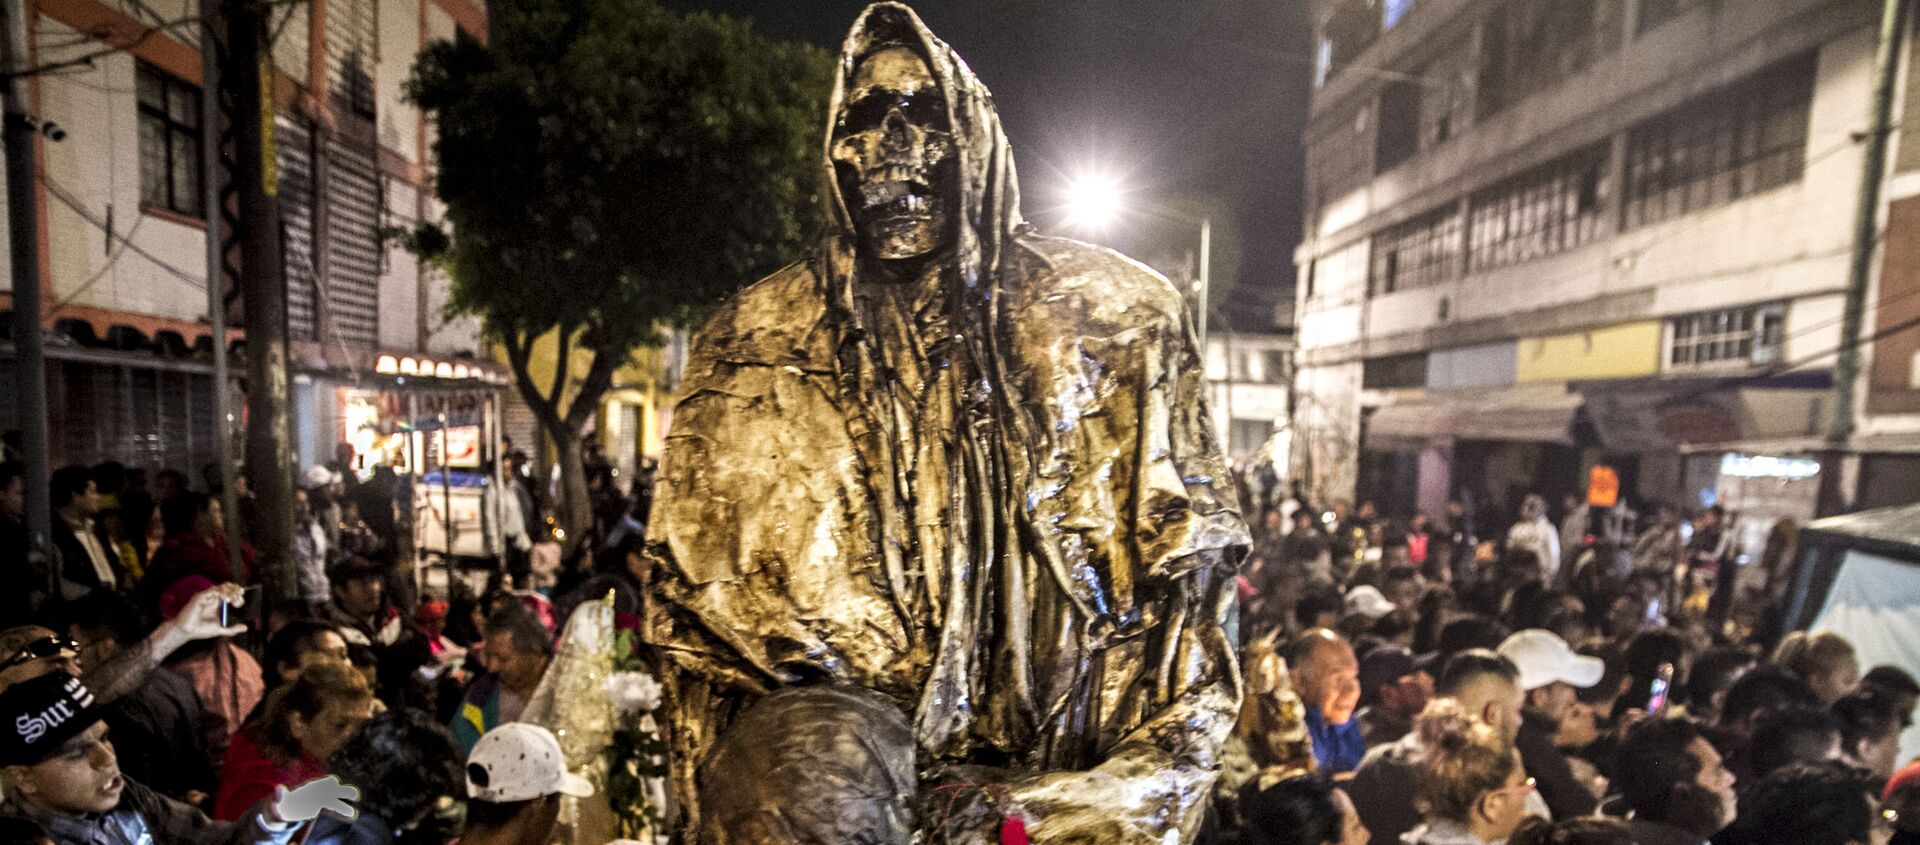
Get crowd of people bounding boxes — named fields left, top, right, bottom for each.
left=0, top=438, right=657, bottom=845
left=2, top=440, right=1915, bottom=845
left=1218, top=487, right=1919, bottom=845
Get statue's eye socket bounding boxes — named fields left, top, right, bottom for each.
left=840, top=91, right=944, bottom=133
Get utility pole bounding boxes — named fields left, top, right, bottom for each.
left=3, top=0, right=54, bottom=600
left=202, top=0, right=243, bottom=578
left=1819, top=0, right=1910, bottom=516
left=228, top=0, right=297, bottom=605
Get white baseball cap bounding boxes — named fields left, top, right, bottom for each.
left=1344, top=585, right=1397, bottom=620
left=465, top=723, right=595, bottom=803
left=300, top=466, right=339, bottom=491
left=1497, top=628, right=1605, bottom=692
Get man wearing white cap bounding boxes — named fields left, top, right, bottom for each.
left=461, top=723, right=594, bottom=845
left=1342, top=584, right=1396, bottom=622
left=1498, top=628, right=1604, bottom=820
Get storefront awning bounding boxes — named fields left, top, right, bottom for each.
left=1366, top=386, right=1584, bottom=449
left=1576, top=371, right=1833, bottom=452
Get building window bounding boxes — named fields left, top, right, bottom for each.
left=1466, top=143, right=1607, bottom=272
left=1622, top=54, right=1814, bottom=230
left=1666, top=303, right=1786, bottom=369
left=1230, top=419, right=1276, bottom=456
left=1477, top=0, right=1625, bottom=118
left=1375, top=78, right=1422, bottom=173
left=1383, top=0, right=1416, bottom=30
left=137, top=65, right=203, bottom=217
left=1362, top=352, right=1428, bottom=390
left=1370, top=204, right=1462, bottom=294
left=1317, top=0, right=1381, bottom=88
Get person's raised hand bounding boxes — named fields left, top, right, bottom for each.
left=271, top=775, right=361, bottom=824
left=155, top=583, right=248, bottom=656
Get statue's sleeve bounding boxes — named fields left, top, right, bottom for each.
left=953, top=267, right=1245, bottom=844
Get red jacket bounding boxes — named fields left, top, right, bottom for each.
left=214, top=726, right=325, bottom=821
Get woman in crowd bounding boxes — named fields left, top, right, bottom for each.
left=1239, top=773, right=1369, bottom=845
left=1776, top=630, right=1862, bottom=706
left=308, top=708, right=466, bottom=845
left=216, top=661, right=376, bottom=820
left=1404, top=701, right=1534, bottom=845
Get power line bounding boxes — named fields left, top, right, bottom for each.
left=40, top=173, right=209, bottom=290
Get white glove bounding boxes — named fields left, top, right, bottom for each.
left=272, top=775, right=361, bottom=824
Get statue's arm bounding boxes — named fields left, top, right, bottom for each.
left=939, top=555, right=1242, bottom=845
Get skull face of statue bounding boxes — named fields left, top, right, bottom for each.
left=831, top=46, right=956, bottom=262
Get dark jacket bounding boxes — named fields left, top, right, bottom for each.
left=1517, top=708, right=1598, bottom=821
left=51, top=517, right=119, bottom=596
left=0, top=776, right=295, bottom=845
left=99, top=666, right=220, bottom=803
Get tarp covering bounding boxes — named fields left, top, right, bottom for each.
left=1365, top=387, right=1582, bottom=448
left=1811, top=548, right=1920, bottom=763
left=1802, top=502, right=1920, bottom=557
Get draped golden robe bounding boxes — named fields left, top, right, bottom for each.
left=643, top=5, right=1249, bottom=842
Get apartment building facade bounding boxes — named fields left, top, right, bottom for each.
left=0, top=0, right=501, bottom=479
left=1293, top=0, right=1920, bottom=532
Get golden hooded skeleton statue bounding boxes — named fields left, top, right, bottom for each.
left=643, top=4, right=1249, bottom=842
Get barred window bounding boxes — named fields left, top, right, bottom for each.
left=1666, top=303, right=1786, bottom=369
left=1466, top=143, right=1607, bottom=272
left=1370, top=205, right=1462, bottom=295
left=137, top=65, right=203, bottom=217
left=1477, top=0, right=1625, bottom=118
left=1623, top=54, right=1814, bottom=230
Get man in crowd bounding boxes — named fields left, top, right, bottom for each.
left=319, top=557, right=398, bottom=648
left=0, top=672, right=356, bottom=845
left=65, top=591, right=219, bottom=805
left=0, top=461, right=45, bottom=622
left=460, top=723, right=593, bottom=845
left=1349, top=649, right=1526, bottom=843
left=0, top=583, right=245, bottom=705
left=1748, top=706, right=1843, bottom=781
left=451, top=609, right=553, bottom=755
left=1287, top=628, right=1364, bottom=776
left=1498, top=628, right=1602, bottom=821
left=1720, top=762, right=1881, bottom=845
left=49, top=465, right=119, bottom=602
left=1615, top=718, right=1739, bottom=845
left=1354, top=643, right=1432, bottom=748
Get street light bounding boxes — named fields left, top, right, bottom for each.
left=1064, top=172, right=1123, bottom=232
left=1060, top=174, right=1210, bottom=347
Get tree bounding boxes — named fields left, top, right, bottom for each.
left=405, top=0, right=832, bottom=550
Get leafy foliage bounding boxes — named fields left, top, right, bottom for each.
left=408, top=0, right=830, bottom=347
left=404, top=0, right=832, bottom=540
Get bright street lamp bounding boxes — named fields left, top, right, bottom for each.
left=1061, top=175, right=1211, bottom=346
left=1064, top=173, right=1123, bottom=231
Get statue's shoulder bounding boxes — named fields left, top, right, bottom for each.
left=1010, top=234, right=1187, bottom=331
left=685, top=260, right=829, bottom=369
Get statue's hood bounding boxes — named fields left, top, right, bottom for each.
left=823, top=3, right=1025, bottom=289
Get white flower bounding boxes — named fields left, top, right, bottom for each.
left=605, top=671, right=663, bottom=715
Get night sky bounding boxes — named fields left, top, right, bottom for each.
left=671, top=0, right=1311, bottom=332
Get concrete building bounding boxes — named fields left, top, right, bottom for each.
left=1207, top=329, right=1294, bottom=466
left=1293, top=0, right=1920, bottom=534
left=0, top=0, right=501, bottom=481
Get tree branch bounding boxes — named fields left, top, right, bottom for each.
left=550, top=328, right=574, bottom=417
left=504, top=328, right=563, bottom=433
left=564, top=340, right=625, bottom=433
